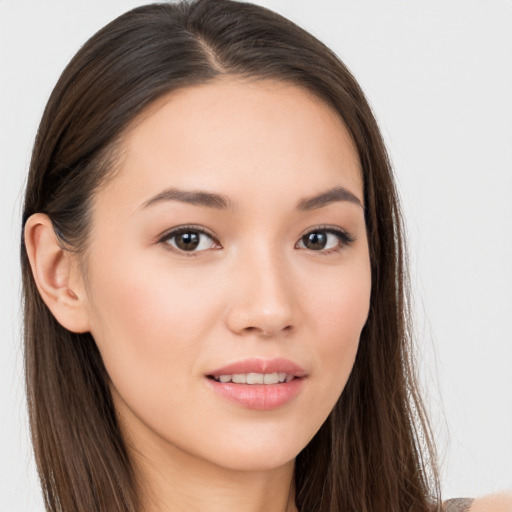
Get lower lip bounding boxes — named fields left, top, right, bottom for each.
left=205, top=377, right=304, bottom=410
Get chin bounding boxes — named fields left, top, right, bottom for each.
left=208, top=449, right=297, bottom=473
left=196, top=428, right=315, bottom=473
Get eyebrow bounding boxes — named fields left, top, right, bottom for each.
left=142, top=187, right=232, bottom=210
left=297, top=186, right=363, bottom=210
left=142, top=185, right=363, bottom=211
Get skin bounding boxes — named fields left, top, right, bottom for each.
left=470, top=494, right=512, bottom=512
left=27, top=79, right=372, bottom=512
left=24, top=78, right=511, bottom=512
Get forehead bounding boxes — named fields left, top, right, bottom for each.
left=101, top=78, right=363, bottom=212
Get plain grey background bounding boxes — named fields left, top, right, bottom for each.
left=1, top=1, right=511, bottom=510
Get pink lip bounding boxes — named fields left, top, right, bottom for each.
left=207, top=358, right=306, bottom=378
left=205, top=358, right=306, bottom=410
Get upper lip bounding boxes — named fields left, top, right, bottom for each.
left=207, top=358, right=306, bottom=378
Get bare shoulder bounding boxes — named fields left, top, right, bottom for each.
left=469, top=493, right=512, bottom=512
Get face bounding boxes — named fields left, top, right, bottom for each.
left=81, top=79, right=371, bottom=472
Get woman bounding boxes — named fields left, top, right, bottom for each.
left=19, top=1, right=509, bottom=511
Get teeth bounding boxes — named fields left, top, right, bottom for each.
left=213, top=372, right=292, bottom=384
left=263, top=373, right=279, bottom=384
left=247, top=373, right=264, bottom=384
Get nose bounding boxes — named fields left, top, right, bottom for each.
left=225, top=248, right=296, bottom=338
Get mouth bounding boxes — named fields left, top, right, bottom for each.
left=207, top=372, right=297, bottom=384
left=204, top=358, right=306, bottom=410
left=206, top=357, right=306, bottom=383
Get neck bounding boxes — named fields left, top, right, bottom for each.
left=134, top=441, right=298, bottom=512
left=120, top=415, right=297, bottom=512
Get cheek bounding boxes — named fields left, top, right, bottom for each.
left=306, top=259, right=371, bottom=399
left=83, top=254, right=231, bottom=458
left=312, top=252, right=371, bottom=336
left=88, top=248, right=216, bottom=339
left=83, top=251, right=222, bottom=399
left=318, top=295, right=368, bottom=369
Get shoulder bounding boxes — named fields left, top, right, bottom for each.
left=468, top=493, right=512, bottom=512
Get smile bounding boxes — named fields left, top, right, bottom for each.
left=209, top=372, right=294, bottom=384
left=205, top=358, right=306, bottom=410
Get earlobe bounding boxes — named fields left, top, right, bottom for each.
left=24, top=213, right=90, bottom=333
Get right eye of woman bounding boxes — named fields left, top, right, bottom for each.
left=159, top=227, right=220, bottom=254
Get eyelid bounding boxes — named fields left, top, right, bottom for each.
left=295, top=225, right=356, bottom=252
left=157, top=224, right=221, bottom=253
left=157, top=224, right=216, bottom=241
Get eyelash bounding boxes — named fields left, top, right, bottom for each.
left=158, top=224, right=355, bottom=256
left=158, top=225, right=220, bottom=256
left=296, top=226, right=356, bottom=255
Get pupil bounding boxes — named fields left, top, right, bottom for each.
left=176, top=232, right=200, bottom=250
left=304, top=232, right=327, bottom=250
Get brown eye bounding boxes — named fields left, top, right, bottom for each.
left=163, top=229, right=218, bottom=253
left=301, top=231, right=328, bottom=250
left=175, top=232, right=200, bottom=251
left=296, top=228, right=354, bottom=252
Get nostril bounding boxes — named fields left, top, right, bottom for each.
left=226, top=300, right=296, bottom=337
left=250, top=324, right=294, bottom=337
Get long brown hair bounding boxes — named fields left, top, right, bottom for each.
left=21, top=1, right=441, bottom=511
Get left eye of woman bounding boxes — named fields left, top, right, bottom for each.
left=296, top=228, right=354, bottom=252
left=161, top=228, right=219, bottom=253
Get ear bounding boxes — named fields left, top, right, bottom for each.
left=24, top=213, right=90, bottom=333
